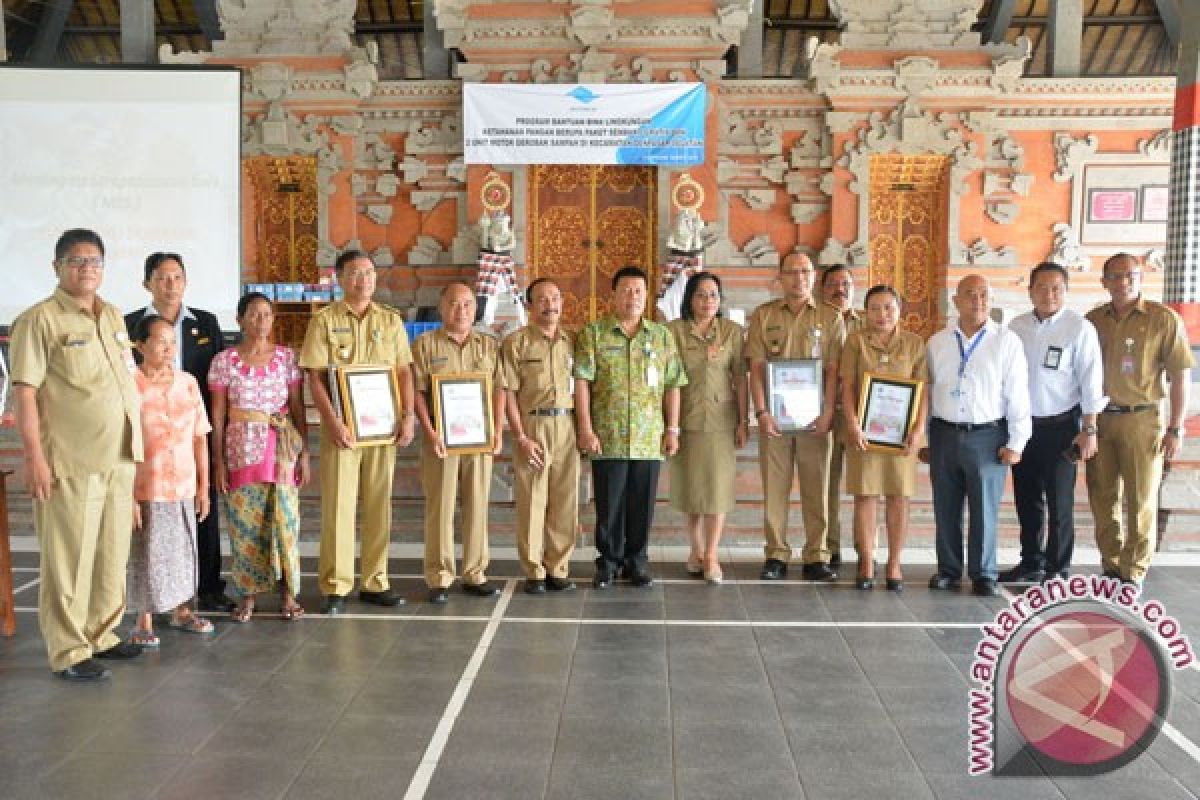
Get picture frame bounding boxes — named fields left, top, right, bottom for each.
left=1086, top=188, right=1139, bottom=224
left=766, top=359, right=823, bottom=432
left=857, top=372, right=923, bottom=453
left=1140, top=185, right=1169, bottom=223
left=333, top=365, right=402, bottom=447
left=431, top=371, right=495, bottom=455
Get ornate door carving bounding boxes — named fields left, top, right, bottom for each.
left=528, top=165, right=657, bottom=329
left=867, top=155, right=948, bottom=340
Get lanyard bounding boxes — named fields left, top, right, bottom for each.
left=955, top=328, right=986, bottom=379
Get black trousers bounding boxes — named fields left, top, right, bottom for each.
left=196, top=476, right=225, bottom=596
left=592, top=459, right=661, bottom=572
left=1011, top=408, right=1080, bottom=573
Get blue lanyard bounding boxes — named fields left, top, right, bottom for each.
left=955, top=328, right=986, bottom=379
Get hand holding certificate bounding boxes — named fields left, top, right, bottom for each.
left=856, top=373, right=923, bottom=454
left=431, top=372, right=496, bottom=455
left=766, top=359, right=823, bottom=433
left=333, top=365, right=404, bottom=447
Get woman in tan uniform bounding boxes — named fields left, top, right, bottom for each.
left=840, top=285, right=927, bottom=591
left=667, top=272, right=749, bottom=584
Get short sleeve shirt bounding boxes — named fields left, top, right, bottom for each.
left=411, top=328, right=500, bottom=392
left=840, top=329, right=929, bottom=407
left=9, top=288, right=143, bottom=477
left=1086, top=298, right=1195, bottom=406
left=499, top=325, right=575, bottom=412
left=667, top=317, right=745, bottom=432
left=134, top=369, right=212, bottom=502
left=573, top=316, right=687, bottom=460
left=298, top=300, right=412, bottom=371
left=745, top=298, right=847, bottom=366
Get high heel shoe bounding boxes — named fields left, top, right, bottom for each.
left=856, top=576, right=874, bottom=590
left=885, top=578, right=904, bottom=592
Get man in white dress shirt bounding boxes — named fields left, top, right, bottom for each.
left=1001, top=263, right=1106, bottom=583
left=926, top=275, right=1031, bottom=596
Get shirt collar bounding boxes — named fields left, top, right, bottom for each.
left=953, top=318, right=994, bottom=340
left=606, top=316, right=647, bottom=338
left=144, top=303, right=196, bottom=322
left=53, top=286, right=101, bottom=316
left=1104, top=296, right=1147, bottom=317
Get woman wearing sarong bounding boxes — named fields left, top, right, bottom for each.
left=209, top=292, right=310, bottom=622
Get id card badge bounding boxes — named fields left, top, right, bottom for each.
left=567, top=355, right=575, bottom=395
left=646, top=364, right=660, bottom=387
left=1043, top=346, right=1063, bottom=370
left=1121, top=354, right=1135, bottom=375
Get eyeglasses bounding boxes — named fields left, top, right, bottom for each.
left=1105, top=270, right=1141, bottom=282
left=60, top=256, right=105, bottom=269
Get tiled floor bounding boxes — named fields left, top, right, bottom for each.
left=3, top=554, right=1200, bottom=799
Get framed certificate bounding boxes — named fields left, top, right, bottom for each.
left=431, top=372, right=495, bottom=454
left=857, top=373, right=923, bottom=453
left=766, top=359, right=823, bottom=432
left=334, top=365, right=401, bottom=447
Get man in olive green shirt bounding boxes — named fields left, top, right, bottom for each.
left=821, top=263, right=864, bottom=568
left=575, top=266, right=687, bottom=589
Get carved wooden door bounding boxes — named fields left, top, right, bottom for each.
left=528, top=165, right=657, bottom=329
left=867, top=155, right=948, bottom=340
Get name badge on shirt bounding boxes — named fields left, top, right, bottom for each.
left=1043, top=346, right=1062, bottom=370
left=1121, top=337, right=1135, bottom=375
left=646, top=364, right=660, bottom=387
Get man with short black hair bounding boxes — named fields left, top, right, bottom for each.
left=820, top=263, right=863, bottom=567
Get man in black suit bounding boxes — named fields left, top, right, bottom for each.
left=125, top=252, right=232, bottom=612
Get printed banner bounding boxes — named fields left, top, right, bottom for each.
left=463, top=83, right=706, bottom=166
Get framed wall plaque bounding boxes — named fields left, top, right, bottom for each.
left=334, top=365, right=402, bottom=447
left=431, top=371, right=495, bottom=454
left=766, top=359, right=823, bottom=432
left=857, top=372, right=923, bottom=453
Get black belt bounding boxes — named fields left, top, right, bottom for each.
left=932, top=417, right=1005, bottom=432
left=1103, top=404, right=1155, bottom=414
left=529, top=408, right=574, bottom=417
left=1032, top=407, right=1080, bottom=426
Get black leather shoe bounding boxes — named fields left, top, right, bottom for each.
left=463, top=581, right=500, bottom=598
left=57, top=658, right=111, bottom=682
left=196, top=592, right=237, bottom=613
left=322, top=595, right=346, bottom=615
left=885, top=578, right=904, bottom=593
left=855, top=577, right=874, bottom=590
left=593, top=565, right=614, bottom=590
left=801, top=562, right=837, bottom=582
left=525, top=579, right=546, bottom=595
left=760, top=559, right=788, bottom=580
left=628, top=571, right=654, bottom=589
left=360, top=588, right=405, bottom=607
left=998, top=565, right=1045, bottom=583
left=829, top=552, right=842, bottom=567
left=94, top=641, right=143, bottom=660
left=1042, top=570, right=1069, bottom=583
left=928, top=574, right=961, bottom=591
left=545, top=576, right=576, bottom=592
left=429, top=587, right=450, bottom=604
left=972, top=578, right=1000, bottom=597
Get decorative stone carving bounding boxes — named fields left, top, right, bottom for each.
left=1052, top=133, right=1099, bottom=183
left=411, top=191, right=447, bottom=212
left=406, top=116, right=462, bottom=155
left=362, top=136, right=395, bottom=171
left=446, top=158, right=467, bottom=184
left=366, top=204, right=393, bottom=225
left=988, top=36, right=1032, bottom=93
left=722, top=115, right=783, bottom=155
left=408, top=234, right=448, bottom=265
left=893, top=57, right=939, bottom=97
left=1137, top=130, right=1172, bottom=159
left=1048, top=223, right=1090, bottom=271
left=716, top=157, right=739, bottom=183
left=666, top=208, right=706, bottom=254
left=351, top=174, right=368, bottom=197
left=371, top=246, right=395, bottom=268
left=808, top=42, right=842, bottom=94
left=791, top=202, right=829, bottom=224
left=316, top=240, right=338, bottom=269
left=985, top=200, right=1019, bottom=225
left=572, top=47, right=617, bottom=83
left=716, top=0, right=754, bottom=44
left=963, top=239, right=1018, bottom=266
left=243, top=103, right=327, bottom=157
left=827, top=0, right=985, bottom=49
left=818, top=237, right=866, bottom=266
left=249, top=63, right=293, bottom=101
left=376, top=174, right=400, bottom=198
left=480, top=211, right=515, bottom=254
left=759, top=156, right=789, bottom=184
left=214, top=0, right=360, bottom=57
left=400, top=157, right=428, bottom=185
left=344, top=59, right=379, bottom=100
left=331, top=115, right=362, bottom=136
left=1144, top=248, right=1165, bottom=273
left=569, top=2, right=616, bottom=47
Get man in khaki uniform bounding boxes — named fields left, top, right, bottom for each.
left=821, top=263, right=864, bottom=568
left=500, top=278, right=579, bottom=594
left=300, top=249, right=416, bottom=614
left=747, top=253, right=846, bottom=581
left=413, top=283, right=505, bottom=603
left=11, top=228, right=145, bottom=680
left=1085, top=253, right=1193, bottom=584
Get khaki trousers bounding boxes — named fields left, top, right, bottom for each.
left=1086, top=409, right=1164, bottom=581
left=760, top=431, right=831, bottom=564
left=421, top=450, right=492, bottom=588
left=35, top=463, right=135, bottom=671
left=317, top=434, right=396, bottom=596
left=827, top=436, right=845, bottom=554
left=513, top=415, right=579, bottom=580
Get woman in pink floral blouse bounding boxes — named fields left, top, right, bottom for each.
left=209, top=293, right=310, bottom=622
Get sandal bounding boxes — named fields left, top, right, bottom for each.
left=231, top=601, right=254, bottom=624
left=685, top=554, right=704, bottom=577
left=168, top=613, right=215, bottom=634
left=130, top=628, right=160, bottom=648
left=280, top=603, right=305, bottom=622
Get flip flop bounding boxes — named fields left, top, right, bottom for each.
left=168, top=615, right=215, bottom=634
left=231, top=603, right=253, bottom=623
left=130, top=629, right=160, bottom=648
left=280, top=604, right=305, bottom=622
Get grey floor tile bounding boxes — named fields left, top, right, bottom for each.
left=798, top=769, right=936, bottom=800
left=671, top=683, right=782, bottom=726
left=1052, top=773, right=1199, bottom=800
left=673, top=719, right=796, bottom=773
left=544, top=765, right=674, bottom=800
left=675, top=767, right=806, bottom=800
left=551, top=716, right=672, bottom=773
left=926, top=774, right=1066, bottom=800
left=785, top=721, right=919, bottom=777
left=342, top=673, right=461, bottom=716
left=314, top=712, right=441, bottom=761
left=35, top=751, right=183, bottom=800
left=284, top=754, right=423, bottom=800
left=574, top=623, right=666, bottom=651
left=561, top=680, right=670, bottom=722
left=79, top=698, right=236, bottom=756
left=425, top=762, right=552, bottom=800
left=157, top=754, right=306, bottom=800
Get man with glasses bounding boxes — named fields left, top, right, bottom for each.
left=1085, top=253, right=1193, bottom=584
left=125, top=253, right=230, bottom=612
left=746, top=253, right=846, bottom=581
left=10, top=229, right=145, bottom=680
left=300, top=249, right=416, bottom=614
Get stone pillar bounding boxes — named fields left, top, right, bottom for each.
left=120, top=0, right=156, bottom=64
left=423, top=0, right=450, bottom=79
left=738, top=0, right=764, bottom=78
left=1047, top=0, right=1082, bottom=77
left=1165, top=8, right=1200, bottom=341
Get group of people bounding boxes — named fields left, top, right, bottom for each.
left=7, top=227, right=1192, bottom=683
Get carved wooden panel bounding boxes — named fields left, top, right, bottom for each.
left=867, top=155, right=948, bottom=340
left=528, top=165, right=657, bottom=329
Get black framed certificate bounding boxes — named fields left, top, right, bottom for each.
left=334, top=365, right=401, bottom=447
left=766, top=359, right=823, bottom=432
left=857, top=372, right=923, bottom=453
left=431, top=372, right=495, bottom=455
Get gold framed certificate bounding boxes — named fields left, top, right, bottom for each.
left=857, top=372, right=923, bottom=453
left=334, top=365, right=401, bottom=447
left=431, top=372, right=495, bottom=455
left=767, top=359, right=823, bottom=432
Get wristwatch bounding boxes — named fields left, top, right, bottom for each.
left=666, top=426, right=682, bottom=435
left=1082, top=424, right=1097, bottom=435
left=1166, top=427, right=1183, bottom=437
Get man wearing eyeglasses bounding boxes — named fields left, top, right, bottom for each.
left=125, top=253, right=229, bottom=612
left=1085, top=253, right=1193, bottom=585
left=10, top=229, right=145, bottom=681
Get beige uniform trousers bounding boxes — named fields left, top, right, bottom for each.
left=421, top=450, right=492, bottom=588
left=826, top=436, right=845, bottom=555
left=760, top=431, right=832, bottom=564
left=35, top=463, right=135, bottom=671
left=1086, top=409, right=1164, bottom=581
left=317, top=434, right=396, bottom=596
left=513, top=415, right=579, bottom=580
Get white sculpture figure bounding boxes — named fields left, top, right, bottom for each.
left=479, top=210, right=515, bottom=253
left=1049, top=223, right=1089, bottom=272
left=666, top=207, right=705, bottom=254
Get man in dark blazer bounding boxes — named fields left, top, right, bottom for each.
left=125, top=252, right=231, bottom=612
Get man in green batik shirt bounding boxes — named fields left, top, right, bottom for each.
left=575, top=265, right=687, bottom=590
